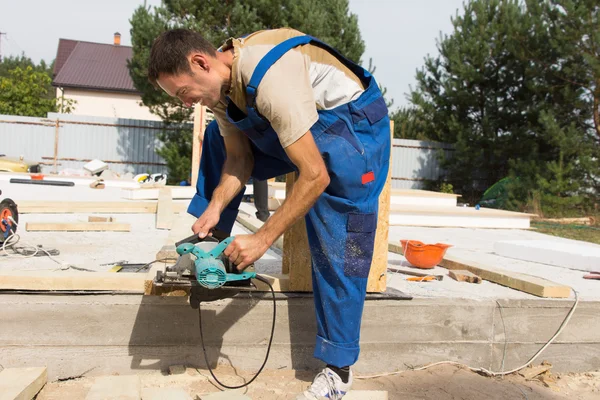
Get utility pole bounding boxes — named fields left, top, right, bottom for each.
left=0, top=31, right=6, bottom=62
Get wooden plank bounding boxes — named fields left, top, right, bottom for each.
left=282, top=172, right=312, bottom=291
left=448, top=270, right=482, bottom=284
left=121, top=186, right=195, bottom=200
left=191, top=104, right=206, bottom=187
left=0, top=367, right=47, bottom=400
left=156, top=187, right=174, bottom=230
left=0, top=271, right=145, bottom=292
left=25, top=222, right=131, bottom=232
left=88, top=216, right=115, bottom=222
left=440, top=255, right=571, bottom=298
left=18, top=201, right=158, bottom=214
left=368, top=120, right=393, bottom=292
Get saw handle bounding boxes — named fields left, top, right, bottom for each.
left=176, top=237, right=235, bottom=260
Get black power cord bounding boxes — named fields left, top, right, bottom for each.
left=197, top=274, right=276, bottom=389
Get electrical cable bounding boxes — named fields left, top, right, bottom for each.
left=356, top=288, right=579, bottom=379
left=197, top=274, right=276, bottom=389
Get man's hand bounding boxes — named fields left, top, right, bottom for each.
left=192, top=204, right=221, bottom=238
left=223, top=234, right=270, bottom=271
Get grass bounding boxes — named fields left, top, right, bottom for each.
left=531, top=221, right=600, bottom=245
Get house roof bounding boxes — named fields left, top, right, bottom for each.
left=52, top=39, right=139, bottom=93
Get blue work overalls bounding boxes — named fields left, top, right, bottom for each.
left=188, top=35, right=390, bottom=367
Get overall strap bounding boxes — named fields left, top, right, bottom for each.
left=245, top=34, right=369, bottom=108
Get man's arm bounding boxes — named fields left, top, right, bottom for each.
left=257, top=131, right=329, bottom=245
left=192, top=130, right=254, bottom=238
left=223, top=130, right=329, bottom=269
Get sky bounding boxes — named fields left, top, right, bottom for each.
left=0, top=0, right=465, bottom=108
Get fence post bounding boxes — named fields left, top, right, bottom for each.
left=53, top=119, right=59, bottom=174
left=191, top=105, right=206, bottom=187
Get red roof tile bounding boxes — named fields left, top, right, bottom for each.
left=52, top=39, right=138, bottom=93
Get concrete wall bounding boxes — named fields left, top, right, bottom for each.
left=58, top=88, right=161, bottom=121
left=1, top=294, right=598, bottom=380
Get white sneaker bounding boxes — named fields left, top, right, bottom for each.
left=296, top=367, right=353, bottom=399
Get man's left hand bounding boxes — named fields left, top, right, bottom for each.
left=223, top=234, right=270, bottom=271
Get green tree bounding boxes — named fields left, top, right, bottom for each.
left=129, top=0, right=366, bottom=183
left=409, top=0, right=598, bottom=215
left=0, top=66, right=57, bottom=117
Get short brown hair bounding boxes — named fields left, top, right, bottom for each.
left=148, top=29, right=217, bottom=84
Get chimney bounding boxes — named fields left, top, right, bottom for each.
left=114, top=32, right=121, bottom=46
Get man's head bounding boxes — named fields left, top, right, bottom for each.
left=148, top=29, right=231, bottom=109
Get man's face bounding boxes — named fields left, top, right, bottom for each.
left=156, top=53, right=223, bottom=109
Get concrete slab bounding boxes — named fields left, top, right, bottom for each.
left=0, top=367, right=47, bottom=400
left=141, top=387, right=191, bottom=400
left=85, top=376, right=141, bottom=400
left=494, top=239, right=600, bottom=272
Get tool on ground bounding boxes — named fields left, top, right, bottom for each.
left=387, top=266, right=444, bottom=281
left=583, top=271, right=600, bottom=280
left=406, top=276, right=437, bottom=282
left=153, top=233, right=276, bottom=390
left=0, top=191, right=18, bottom=243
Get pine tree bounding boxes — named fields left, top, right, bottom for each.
left=409, top=0, right=598, bottom=215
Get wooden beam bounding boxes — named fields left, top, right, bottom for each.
left=25, top=222, right=131, bottom=232
left=0, top=271, right=146, bottom=292
left=191, top=104, right=206, bottom=187
left=440, top=255, right=571, bottom=298
left=18, top=201, right=187, bottom=214
left=448, top=270, right=482, bottom=284
left=156, top=188, right=174, bottom=230
left=0, top=367, right=47, bottom=400
left=282, top=172, right=312, bottom=290
left=368, top=120, right=393, bottom=292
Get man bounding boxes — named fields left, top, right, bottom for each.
left=149, top=28, right=390, bottom=400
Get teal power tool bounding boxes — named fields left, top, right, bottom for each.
left=153, top=234, right=276, bottom=390
left=175, top=237, right=256, bottom=289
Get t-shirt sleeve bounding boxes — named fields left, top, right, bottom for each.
left=252, top=49, right=318, bottom=148
left=211, top=101, right=241, bottom=138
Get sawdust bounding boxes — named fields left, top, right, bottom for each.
left=36, top=365, right=600, bottom=400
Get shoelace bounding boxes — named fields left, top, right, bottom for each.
left=307, top=371, right=341, bottom=399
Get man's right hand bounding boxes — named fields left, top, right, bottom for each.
left=192, top=204, right=221, bottom=239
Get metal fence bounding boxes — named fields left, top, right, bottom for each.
left=0, top=113, right=192, bottom=176
left=391, top=138, right=454, bottom=189
left=0, top=113, right=453, bottom=186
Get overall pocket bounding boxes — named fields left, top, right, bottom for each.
left=343, top=212, right=377, bottom=278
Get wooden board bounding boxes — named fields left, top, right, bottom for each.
left=0, top=271, right=146, bottom=292
left=368, top=120, right=393, bottom=292
left=448, top=270, right=482, bottom=284
left=156, top=187, right=174, bottom=230
left=19, top=201, right=148, bottom=214
left=282, top=172, right=312, bottom=290
left=440, top=255, right=571, bottom=298
left=191, top=104, right=206, bottom=187
left=25, top=222, right=131, bottom=232
left=0, top=367, right=47, bottom=400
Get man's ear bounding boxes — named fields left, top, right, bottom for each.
left=190, top=53, right=210, bottom=72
